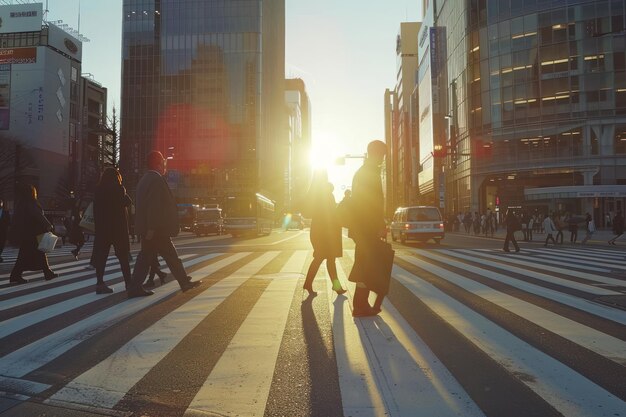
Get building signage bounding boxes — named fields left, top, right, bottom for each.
left=0, top=64, right=10, bottom=129
left=0, top=3, right=43, bottom=34
left=0, top=47, right=36, bottom=64
left=48, top=24, right=82, bottom=61
left=577, top=191, right=626, bottom=197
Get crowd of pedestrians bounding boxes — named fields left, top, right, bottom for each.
left=2, top=150, right=200, bottom=298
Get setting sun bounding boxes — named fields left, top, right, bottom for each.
left=309, top=132, right=341, bottom=170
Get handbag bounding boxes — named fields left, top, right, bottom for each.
left=37, top=232, right=58, bottom=253
left=588, top=220, right=596, bottom=233
left=79, top=203, right=95, bottom=232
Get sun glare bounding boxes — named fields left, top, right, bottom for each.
left=309, top=133, right=340, bottom=170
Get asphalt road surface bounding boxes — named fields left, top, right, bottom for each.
left=0, top=229, right=625, bottom=417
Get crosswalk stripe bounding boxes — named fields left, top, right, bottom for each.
left=405, top=251, right=626, bottom=365
left=414, top=250, right=626, bottom=326
left=0, top=246, right=624, bottom=415
left=522, top=246, right=626, bottom=260
left=450, top=249, right=625, bottom=290
left=0, top=254, right=202, bottom=339
left=334, top=253, right=485, bottom=417
left=0, top=253, right=247, bottom=381
left=520, top=248, right=626, bottom=270
left=391, top=263, right=626, bottom=417
left=48, top=251, right=275, bottom=409
left=0, top=254, right=196, bottom=313
left=184, top=250, right=307, bottom=416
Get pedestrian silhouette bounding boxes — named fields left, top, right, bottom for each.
left=608, top=211, right=623, bottom=245
left=128, top=150, right=201, bottom=297
left=503, top=209, right=520, bottom=252
left=92, top=168, right=134, bottom=294
left=348, top=140, right=388, bottom=317
left=8, top=183, right=58, bottom=284
left=302, top=172, right=346, bottom=297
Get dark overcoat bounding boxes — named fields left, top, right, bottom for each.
left=9, top=199, right=52, bottom=271
left=135, top=171, right=179, bottom=237
left=308, top=190, right=342, bottom=260
left=348, top=158, right=386, bottom=284
left=94, top=182, right=132, bottom=253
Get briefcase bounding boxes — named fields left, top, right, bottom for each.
left=365, top=240, right=395, bottom=296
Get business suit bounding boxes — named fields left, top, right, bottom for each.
left=129, top=170, right=198, bottom=295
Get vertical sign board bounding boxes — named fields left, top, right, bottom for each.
left=0, top=64, right=10, bottom=129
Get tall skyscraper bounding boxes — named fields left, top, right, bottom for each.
left=120, top=0, right=286, bottom=207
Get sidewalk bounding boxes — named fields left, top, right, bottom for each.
left=449, top=227, right=623, bottom=246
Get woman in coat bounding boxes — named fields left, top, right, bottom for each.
left=302, top=172, right=346, bottom=296
left=92, top=167, right=133, bottom=294
left=9, top=183, right=58, bottom=283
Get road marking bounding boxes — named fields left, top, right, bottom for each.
left=0, top=253, right=245, bottom=379
left=184, top=251, right=307, bottom=416
left=49, top=252, right=277, bottom=409
left=392, top=264, right=626, bottom=417
left=406, top=252, right=626, bottom=366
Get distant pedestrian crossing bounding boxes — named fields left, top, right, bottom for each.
left=0, top=246, right=625, bottom=416
left=0, top=240, right=95, bottom=263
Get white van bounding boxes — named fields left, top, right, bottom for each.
left=390, top=206, right=444, bottom=244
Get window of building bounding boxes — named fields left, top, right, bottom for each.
left=614, top=125, right=626, bottom=154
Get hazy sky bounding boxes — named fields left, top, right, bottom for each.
left=46, top=0, right=422, bottom=195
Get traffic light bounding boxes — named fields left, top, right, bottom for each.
left=432, top=144, right=447, bottom=158
left=473, top=139, right=492, bottom=158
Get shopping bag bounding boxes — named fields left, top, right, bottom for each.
left=37, top=232, right=59, bottom=253
left=79, top=203, right=95, bottom=232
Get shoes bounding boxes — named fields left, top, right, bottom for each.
left=44, top=272, right=59, bottom=281
left=157, top=272, right=168, bottom=285
left=352, top=305, right=379, bottom=318
left=9, top=276, right=27, bottom=284
left=334, top=288, right=347, bottom=295
left=180, top=279, right=201, bottom=292
left=84, top=264, right=95, bottom=270
left=331, top=279, right=346, bottom=295
left=515, top=248, right=520, bottom=252
left=127, top=288, right=154, bottom=298
left=303, top=285, right=317, bottom=296
left=144, top=278, right=155, bottom=288
left=95, top=283, right=114, bottom=294
left=71, top=249, right=79, bottom=260
left=503, top=248, right=510, bottom=252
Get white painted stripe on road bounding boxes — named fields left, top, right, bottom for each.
left=0, top=252, right=199, bottom=311
left=451, top=249, right=625, bottom=291
left=326, top=258, right=388, bottom=417
left=0, top=254, right=201, bottom=339
left=0, top=252, right=250, bottom=379
left=416, top=250, right=626, bottom=326
left=337, top=254, right=484, bottom=416
left=530, top=246, right=626, bottom=261
left=48, top=251, right=276, bottom=409
left=470, top=248, right=611, bottom=273
left=406, top=251, right=626, bottom=366
left=185, top=251, right=307, bottom=417
left=392, top=264, right=626, bottom=417
left=520, top=248, right=626, bottom=270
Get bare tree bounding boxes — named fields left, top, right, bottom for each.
left=99, top=105, right=119, bottom=168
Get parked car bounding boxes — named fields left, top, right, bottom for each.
left=192, top=208, right=224, bottom=236
left=390, top=206, right=444, bottom=244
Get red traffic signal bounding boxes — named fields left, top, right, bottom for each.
left=432, top=144, right=447, bottom=158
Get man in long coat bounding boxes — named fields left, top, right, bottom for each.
left=348, top=140, right=387, bottom=317
left=128, top=151, right=201, bottom=297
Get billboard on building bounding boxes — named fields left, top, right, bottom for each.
left=0, top=47, right=37, bottom=64
left=0, top=64, right=10, bottom=129
left=0, top=3, right=43, bottom=34
left=8, top=46, right=71, bottom=155
left=48, top=24, right=82, bottom=62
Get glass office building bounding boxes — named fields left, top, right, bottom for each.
left=120, top=0, right=285, bottom=204
left=423, top=0, right=626, bottom=222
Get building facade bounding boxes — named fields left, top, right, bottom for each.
left=0, top=2, right=84, bottom=209
left=120, top=0, right=287, bottom=209
left=285, top=78, right=312, bottom=212
left=417, top=0, right=626, bottom=224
